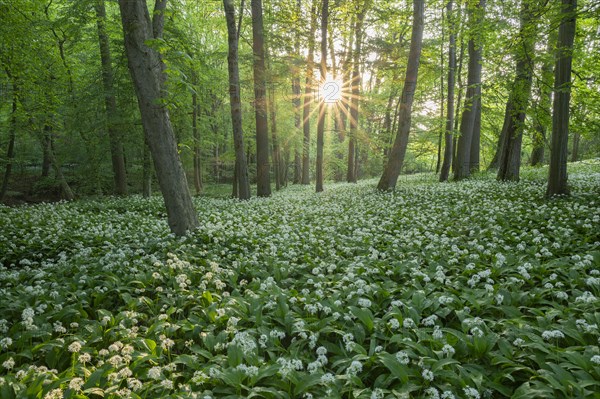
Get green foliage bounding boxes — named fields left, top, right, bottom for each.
left=0, top=162, right=599, bottom=397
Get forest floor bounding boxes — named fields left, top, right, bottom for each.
left=0, top=162, right=599, bottom=399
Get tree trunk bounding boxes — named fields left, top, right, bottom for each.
left=95, top=0, right=128, bottom=196
left=453, top=0, right=485, bottom=181
left=440, top=0, right=456, bottom=182
left=118, top=0, right=198, bottom=236
left=292, top=0, right=302, bottom=184
left=546, top=0, right=577, bottom=197
left=347, top=3, right=368, bottom=183
left=224, top=0, right=251, bottom=199
left=497, top=1, right=535, bottom=182
left=142, top=137, right=152, bottom=197
left=530, top=35, right=553, bottom=167
left=337, top=17, right=354, bottom=178
left=470, top=101, right=481, bottom=172
left=192, top=87, right=202, bottom=196
left=251, top=0, right=271, bottom=197
left=547, top=0, right=576, bottom=197
left=302, top=0, right=318, bottom=185
left=269, top=86, right=281, bottom=191
left=571, top=131, right=580, bottom=162
left=43, top=124, right=75, bottom=201
left=316, top=0, right=329, bottom=193
left=436, top=6, right=445, bottom=175
left=451, top=25, right=465, bottom=174
left=382, top=88, right=397, bottom=159
left=41, top=131, right=52, bottom=178
left=377, top=0, right=425, bottom=191
left=0, top=76, right=17, bottom=201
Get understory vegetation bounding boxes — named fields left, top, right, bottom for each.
left=1, top=162, right=599, bottom=399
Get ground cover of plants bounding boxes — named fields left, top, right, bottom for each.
left=0, top=162, right=599, bottom=399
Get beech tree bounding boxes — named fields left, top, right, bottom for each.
left=302, top=0, right=318, bottom=185
left=224, top=0, right=251, bottom=200
left=251, top=0, right=271, bottom=197
left=496, top=1, right=536, bottom=181
left=439, top=0, right=456, bottom=182
left=377, top=0, right=424, bottom=191
left=453, top=0, right=485, bottom=181
left=95, top=0, right=127, bottom=196
left=316, top=0, right=329, bottom=193
left=530, top=34, right=555, bottom=167
left=118, top=0, right=198, bottom=236
left=347, top=0, right=370, bottom=183
left=547, top=0, right=577, bottom=197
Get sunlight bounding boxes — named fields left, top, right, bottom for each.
left=319, top=75, right=343, bottom=104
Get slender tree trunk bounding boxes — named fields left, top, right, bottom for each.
left=497, top=1, right=535, bottom=181
left=316, top=0, right=329, bottom=193
left=452, top=26, right=465, bottom=173
left=302, top=0, right=318, bottom=185
left=292, top=0, right=302, bottom=184
left=571, top=131, right=580, bottom=162
left=118, top=0, right=198, bottom=235
left=440, top=0, right=456, bottom=182
left=338, top=17, right=354, bottom=174
left=453, top=0, right=485, bottom=180
left=382, top=87, right=397, bottom=158
left=232, top=159, right=239, bottom=198
left=530, top=35, right=553, bottom=166
left=251, top=0, right=271, bottom=197
left=470, top=101, right=481, bottom=172
left=95, top=0, right=127, bottom=196
left=269, top=86, right=281, bottom=190
left=41, top=131, right=52, bottom=178
left=436, top=6, right=445, bottom=174
left=0, top=76, right=17, bottom=201
left=192, top=87, right=202, bottom=195
left=142, top=137, right=152, bottom=197
left=43, top=124, right=75, bottom=201
left=348, top=3, right=368, bottom=183
left=377, top=0, right=425, bottom=191
left=547, top=0, right=576, bottom=197
left=489, top=100, right=509, bottom=170
left=224, top=0, right=250, bottom=199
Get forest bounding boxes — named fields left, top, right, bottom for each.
left=1, top=0, right=599, bottom=398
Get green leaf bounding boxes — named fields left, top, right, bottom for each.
left=379, top=353, right=409, bottom=383
left=349, top=306, right=374, bottom=332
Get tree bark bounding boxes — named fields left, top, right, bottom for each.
left=302, top=0, right=318, bottom=185
left=118, top=0, right=198, bottom=235
left=316, top=0, right=329, bottom=193
left=547, top=0, right=576, bottom=197
left=192, top=86, right=202, bottom=196
left=41, top=132, right=52, bottom=178
left=224, top=0, right=251, bottom=199
left=571, top=131, right=580, bottom=162
left=43, top=124, right=75, bottom=201
left=269, top=86, right=281, bottom=191
left=142, top=137, right=152, bottom=197
left=453, top=0, right=485, bottom=181
left=251, top=0, right=271, bottom=197
left=95, top=0, right=128, bottom=196
left=530, top=34, right=553, bottom=167
left=470, top=100, right=481, bottom=172
left=436, top=6, right=445, bottom=175
left=440, top=0, right=456, bottom=182
left=497, top=1, right=535, bottom=181
left=451, top=24, right=465, bottom=174
left=292, top=0, right=302, bottom=184
left=0, top=75, right=17, bottom=202
left=377, top=0, right=425, bottom=191
left=347, top=2, right=368, bottom=183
